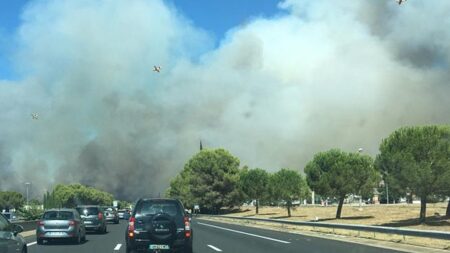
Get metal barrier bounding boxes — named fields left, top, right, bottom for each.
left=12, top=220, right=37, bottom=232
left=203, top=215, right=450, bottom=240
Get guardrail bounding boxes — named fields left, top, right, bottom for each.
left=202, top=215, right=450, bottom=240
left=12, top=220, right=37, bottom=232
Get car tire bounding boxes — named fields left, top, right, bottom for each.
left=21, top=246, right=26, bottom=253
left=184, top=244, right=193, bottom=253
left=103, top=225, right=107, bottom=234
left=74, top=233, right=81, bottom=244
left=37, top=239, right=44, bottom=245
left=126, top=246, right=137, bottom=253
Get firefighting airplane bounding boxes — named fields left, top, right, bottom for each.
left=153, top=66, right=161, bottom=73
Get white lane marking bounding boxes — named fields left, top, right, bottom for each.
left=114, top=243, right=122, bottom=250
left=207, top=244, right=223, bottom=252
left=198, top=222, right=290, bottom=244
left=27, top=241, right=37, bottom=247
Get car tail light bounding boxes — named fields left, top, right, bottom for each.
left=69, top=220, right=76, bottom=226
left=37, top=221, right=44, bottom=226
left=184, top=216, right=191, bottom=238
left=128, top=216, right=135, bottom=237
left=98, top=212, right=103, bottom=220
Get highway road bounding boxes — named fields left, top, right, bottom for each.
left=23, top=218, right=406, bottom=253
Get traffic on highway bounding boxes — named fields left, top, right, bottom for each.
left=2, top=211, right=407, bottom=253
left=1, top=0, right=450, bottom=252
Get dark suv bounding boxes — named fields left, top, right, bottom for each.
left=76, top=205, right=107, bottom=233
left=125, top=198, right=193, bottom=253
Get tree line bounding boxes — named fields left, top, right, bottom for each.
left=167, top=125, right=450, bottom=222
left=43, top=183, right=114, bottom=209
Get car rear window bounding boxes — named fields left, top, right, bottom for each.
left=76, top=207, right=99, bottom=216
left=43, top=211, right=74, bottom=220
left=135, top=200, right=182, bottom=217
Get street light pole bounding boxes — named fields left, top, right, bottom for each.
left=25, top=182, right=31, bottom=208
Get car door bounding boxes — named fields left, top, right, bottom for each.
left=0, top=213, right=19, bottom=253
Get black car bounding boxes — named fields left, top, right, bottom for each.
left=0, top=213, right=26, bottom=253
left=125, top=198, right=193, bottom=253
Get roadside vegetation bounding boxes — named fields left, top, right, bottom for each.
left=167, top=125, right=450, bottom=224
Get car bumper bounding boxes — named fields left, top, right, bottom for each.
left=84, top=224, right=103, bottom=230
left=37, top=231, right=79, bottom=239
left=127, top=237, right=191, bottom=252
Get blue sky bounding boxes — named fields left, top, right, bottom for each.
left=0, top=0, right=283, bottom=80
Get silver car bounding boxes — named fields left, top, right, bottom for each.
left=36, top=209, right=86, bottom=245
left=103, top=207, right=119, bottom=224
left=0, top=213, right=26, bottom=253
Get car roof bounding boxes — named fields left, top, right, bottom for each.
left=44, top=208, right=77, bottom=212
left=76, top=205, right=101, bottom=208
left=140, top=198, right=179, bottom=202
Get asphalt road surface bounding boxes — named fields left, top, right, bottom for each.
left=24, top=218, right=406, bottom=253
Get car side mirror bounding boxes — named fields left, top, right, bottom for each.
left=12, top=224, right=23, bottom=236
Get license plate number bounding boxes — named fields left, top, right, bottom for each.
left=48, top=232, right=65, bottom=236
left=84, top=221, right=92, bottom=224
left=149, top=245, right=170, bottom=250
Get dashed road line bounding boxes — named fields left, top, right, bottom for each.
left=114, top=243, right=122, bottom=250
left=27, top=241, right=37, bottom=247
left=207, top=244, right=223, bottom=252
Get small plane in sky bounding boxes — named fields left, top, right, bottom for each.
left=397, top=0, right=406, bottom=5
left=31, top=113, right=39, bottom=120
left=153, top=66, right=161, bottom=73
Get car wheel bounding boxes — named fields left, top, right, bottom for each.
left=103, top=225, right=107, bottom=234
left=22, top=246, right=27, bottom=253
left=74, top=233, right=81, bottom=244
left=184, top=244, right=193, bottom=253
left=126, top=246, right=137, bottom=253
left=37, top=239, right=44, bottom=245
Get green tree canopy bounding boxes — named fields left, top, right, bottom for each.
left=375, top=125, right=450, bottom=222
left=269, top=168, right=310, bottom=217
left=168, top=149, right=244, bottom=213
left=305, top=149, right=378, bottom=219
left=45, top=184, right=114, bottom=208
left=240, top=167, right=270, bottom=214
left=0, top=191, right=25, bottom=211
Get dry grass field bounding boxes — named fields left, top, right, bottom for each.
left=227, top=203, right=450, bottom=232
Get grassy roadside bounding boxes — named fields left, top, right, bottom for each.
left=226, top=204, right=450, bottom=232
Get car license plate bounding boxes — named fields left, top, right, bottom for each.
left=84, top=220, right=92, bottom=224
left=149, top=245, right=170, bottom=250
left=47, top=232, right=65, bottom=236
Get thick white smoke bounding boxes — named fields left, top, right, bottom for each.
left=0, top=0, right=449, bottom=200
